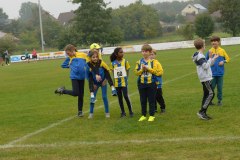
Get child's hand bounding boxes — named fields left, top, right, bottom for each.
left=93, top=85, right=98, bottom=91
left=111, top=86, right=117, bottom=96
left=209, top=50, right=213, bottom=58
left=213, top=54, right=219, bottom=59
left=142, top=65, right=148, bottom=71
left=96, top=75, right=102, bottom=82
left=219, top=61, right=224, bottom=66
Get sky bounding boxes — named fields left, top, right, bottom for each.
left=0, top=0, right=187, bottom=19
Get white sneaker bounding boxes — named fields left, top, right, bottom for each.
left=105, top=113, right=110, bottom=118
left=88, top=113, right=93, bottom=119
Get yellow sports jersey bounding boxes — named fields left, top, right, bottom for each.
left=110, top=59, right=130, bottom=87
left=134, top=58, right=162, bottom=84
left=69, top=52, right=88, bottom=64
left=209, top=47, right=230, bottom=63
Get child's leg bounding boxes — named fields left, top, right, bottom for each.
left=90, top=86, right=99, bottom=114
left=147, top=83, right=157, bottom=116
left=122, top=87, right=133, bottom=114
left=63, top=79, right=80, bottom=96
left=138, top=87, right=147, bottom=116
left=77, top=80, right=85, bottom=112
left=201, top=81, right=214, bottom=113
left=217, top=76, right=223, bottom=102
left=116, top=87, right=125, bottom=114
left=101, top=84, right=109, bottom=113
left=156, top=88, right=166, bottom=110
left=211, top=77, right=217, bottom=99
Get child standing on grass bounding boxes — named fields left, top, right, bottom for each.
left=135, top=44, right=162, bottom=122
left=206, top=36, right=230, bottom=106
left=150, top=49, right=165, bottom=113
left=86, top=49, right=117, bottom=119
left=55, top=44, right=87, bottom=117
left=192, top=39, right=218, bottom=120
left=110, top=47, right=134, bottom=118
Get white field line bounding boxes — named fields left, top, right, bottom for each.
left=2, top=71, right=195, bottom=148
left=1, top=136, right=240, bottom=149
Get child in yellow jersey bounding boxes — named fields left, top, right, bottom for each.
left=55, top=44, right=88, bottom=117
left=135, top=44, right=162, bottom=122
left=110, top=47, right=134, bottom=118
left=150, top=50, right=165, bottom=113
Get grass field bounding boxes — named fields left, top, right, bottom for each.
left=0, top=45, right=240, bottom=159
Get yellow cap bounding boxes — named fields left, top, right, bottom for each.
left=90, top=43, right=101, bottom=50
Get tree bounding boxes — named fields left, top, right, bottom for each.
left=0, top=8, right=9, bottom=30
left=72, top=0, right=112, bottom=45
left=18, top=2, right=64, bottom=48
left=107, top=26, right=124, bottom=46
left=0, top=34, right=17, bottom=54
left=219, top=0, right=240, bottom=36
left=112, top=1, right=162, bottom=40
left=179, top=24, right=195, bottom=40
left=195, top=14, right=214, bottom=39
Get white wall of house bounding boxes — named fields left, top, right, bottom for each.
left=181, top=4, right=199, bottom=16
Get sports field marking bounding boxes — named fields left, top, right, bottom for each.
left=2, top=71, right=195, bottom=148
left=1, top=136, right=240, bottom=149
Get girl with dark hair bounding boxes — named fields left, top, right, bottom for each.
left=110, top=47, right=134, bottom=118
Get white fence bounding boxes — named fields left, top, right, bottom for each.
left=10, top=37, right=240, bottom=63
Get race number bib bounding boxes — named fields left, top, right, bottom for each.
left=114, top=66, right=127, bottom=78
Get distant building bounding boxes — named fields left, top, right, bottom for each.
left=58, top=11, right=75, bottom=26
left=181, top=4, right=207, bottom=16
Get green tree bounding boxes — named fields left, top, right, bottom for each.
left=107, top=26, right=124, bottom=46
left=0, top=8, right=9, bottom=30
left=219, top=0, right=240, bottom=36
left=179, top=24, right=195, bottom=40
left=112, top=1, right=162, bottom=40
left=17, top=2, right=64, bottom=48
left=195, top=14, right=214, bottom=39
left=0, top=34, right=17, bottom=53
left=72, top=0, right=112, bottom=45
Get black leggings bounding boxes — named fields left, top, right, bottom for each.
left=138, top=83, right=157, bottom=116
left=63, top=79, right=85, bottom=112
left=155, top=88, right=166, bottom=110
left=116, top=87, right=133, bottom=114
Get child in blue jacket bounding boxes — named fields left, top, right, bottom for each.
left=206, top=36, right=230, bottom=106
left=55, top=44, right=87, bottom=117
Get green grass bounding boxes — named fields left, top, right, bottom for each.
left=0, top=45, right=240, bottom=159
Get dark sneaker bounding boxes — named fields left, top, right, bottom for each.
left=78, top=111, right=84, bottom=117
left=120, top=113, right=126, bottom=118
left=217, top=101, right=222, bottom=106
left=161, top=109, right=166, bottom=114
left=54, top=86, right=65, bottom=95
left=205, top=114, right=212, bottom=119
left=209, top=102, right=215, bottom=106
left=197, top=112, right=210, bottom=120
left=130, top=112, right=134, bottom=117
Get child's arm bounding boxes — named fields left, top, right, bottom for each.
left=134, top=61, right=143, bottom=76
left=147, top=60, right=163, bottom=76
left=223, top=49, right=230, bottom=63
left=103, top=68, right=114, bottom=87
left=126, top=61, right=130, bottom=77
left=88, top=73, right=95, bottom=93
left=61, top=57, right=70, bottom=68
